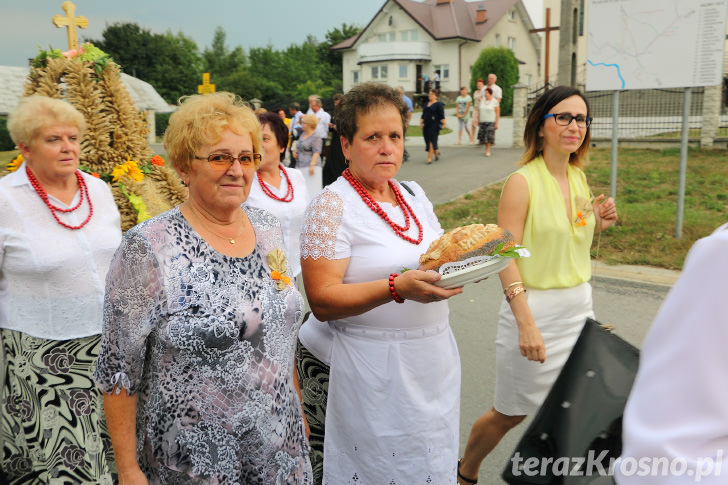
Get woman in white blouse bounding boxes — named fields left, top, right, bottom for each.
left=298, top=83, right=463, bottom=484
left=0, top=95, right=121, bottom=482
left=246, top=111, right=309, bottom=279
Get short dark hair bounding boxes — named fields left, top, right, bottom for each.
left=521, top=85, right=591, bottom=167
left=257, top=111, right=289, bottom=161
left=289, top=102, right=301, bottom=112
left=336, top=83, right=408, bottom=143
left=485, top=87, right=493, bottom=95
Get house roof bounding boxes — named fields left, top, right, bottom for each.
left=332, top=0, right=521, bottom=50
left=0, top=65, right=173, bottom=115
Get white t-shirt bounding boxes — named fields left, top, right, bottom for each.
left=312, top=109, right=331, bottom=140
left=480, top=97, right=499, bottom=123
left=0, top=165, right=122, bottom=339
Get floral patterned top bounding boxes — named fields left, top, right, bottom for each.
left=94, top=206, right=312, bottom=484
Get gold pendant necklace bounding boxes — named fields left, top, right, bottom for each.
left=187, top=206, right=245, bottom=244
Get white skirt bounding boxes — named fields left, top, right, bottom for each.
left=298, top=166, right=322, bottom=203
left=322, top=321, right=461, bottom=484
left=494, top=282, right=594, bottom=416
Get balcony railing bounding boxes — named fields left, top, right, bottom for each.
left=357, top=41, right=431, bottom=64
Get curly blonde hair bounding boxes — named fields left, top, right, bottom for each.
left=7, top=95, right=86, bottom=148
left=163, top=92, right=261, bottom=172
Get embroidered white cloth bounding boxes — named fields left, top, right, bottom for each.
left=0, top=164, right=122, bottom=339
left=616, top=223, right=728, bottom=484
left=245, top=167, right=309, bottom=277
left=299, top=178, right=461, bottom=484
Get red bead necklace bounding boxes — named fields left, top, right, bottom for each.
left=343, top=168, right=423, bottom=245
left=26, top=166, right=93, bottom=230
left=257, top=164, right=294, bottom=202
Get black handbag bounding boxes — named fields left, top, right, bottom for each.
left=502, top=318, right=640, bottom=485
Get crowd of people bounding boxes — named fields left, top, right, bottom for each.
left=1, top=80, right=721, bottom=485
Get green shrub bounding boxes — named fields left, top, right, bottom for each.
left=0, top=117, right=15, bottom=151
left=470, top=47, right=519, bottom=116
left=155, top=112, right=172, bottom=137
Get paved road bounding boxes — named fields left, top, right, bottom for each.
left=453, top=272, right=673, bottom=483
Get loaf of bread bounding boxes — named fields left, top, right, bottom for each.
left=418, top=223, right=515, bottom=271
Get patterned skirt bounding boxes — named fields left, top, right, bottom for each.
left=296, top=341, right=329, bottom=485
left=0, top=329, right=115, bottom=484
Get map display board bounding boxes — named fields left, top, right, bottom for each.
left=586, top=0, right=728, bottom=91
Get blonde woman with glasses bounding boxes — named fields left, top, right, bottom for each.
left=95, top=92, right=312, bottom=484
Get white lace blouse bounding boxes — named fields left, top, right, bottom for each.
left=0, top=164, right=122, bottom=340
left=298, top=177, right=461, bottom=484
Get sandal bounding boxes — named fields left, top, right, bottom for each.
left=457, top=459, right=478, bottom=484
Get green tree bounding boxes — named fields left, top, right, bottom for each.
left=202, top=27, right=248, bottom=89
left=89, top=23, right=203, bottom=103
left=154, top=31, right=204, bottom=102
left=470, top=47, right=519, bottom=115
left=318, top=23, right=361, bottom=82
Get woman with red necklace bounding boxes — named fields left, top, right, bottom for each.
left=0, top=95, right=121, bottom=482
left=246, top=111, right=309, bottom=280
left=298, top=83, right=463, bottom=484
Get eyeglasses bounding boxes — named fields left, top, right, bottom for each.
left=543, top=113, right=592, bottom=128
left=194, top=152, right=262, bottom=169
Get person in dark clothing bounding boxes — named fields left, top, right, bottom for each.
left=419, top=89, right=446, bottom=164
left=323, top=94, right=347, bottom=186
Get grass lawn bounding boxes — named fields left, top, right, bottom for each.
left=434, top=147, right=728, bottom=270
left=2, top=147, right=725, bottom=270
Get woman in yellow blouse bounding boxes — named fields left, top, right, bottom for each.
left=457, top=86, right=618, bottom=484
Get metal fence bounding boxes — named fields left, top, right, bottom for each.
left=525, top=84, right=725, bottom=141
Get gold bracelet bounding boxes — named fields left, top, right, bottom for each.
left=503, top=281, right=524, bottom=295
left=505, top=285, right=526, bottom=304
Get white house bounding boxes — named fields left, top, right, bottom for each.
left=333, top=0, right=541, bottom=99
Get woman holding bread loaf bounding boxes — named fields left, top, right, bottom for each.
left=457, top=86, right=618, bottom=484
left=298, top=83, right=463, bottom=484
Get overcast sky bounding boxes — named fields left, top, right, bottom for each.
left=0, top=0, right=544, bottom=67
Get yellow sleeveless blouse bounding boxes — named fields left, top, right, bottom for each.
left=511, top=156, right=595, bottom=289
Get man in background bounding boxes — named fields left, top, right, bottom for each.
left=487, top=73, right=502, bottom=103
left=308, top=95, right=331, bottom=162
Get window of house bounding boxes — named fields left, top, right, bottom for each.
left=377, top=33, right=387, bottom=42
left=508, top=37, right=516, bottom=50
left=579, top=0, right=585, bottom=35
left=495, top=33, right=501, bottom=46
left=401, top=31, right=408, bottom=41
left=509, top=9, right=516, bottom=21
left=371, top=65, right=388, bottom=80
left=399, top=64, right=408, bottom=79
left=410, top=30, right=418, bottom=41
left=389, top=32, right=396, bottom=41
left=433, top=64, right=449, bottom=79
left=353, top=71, right=360, bottom=84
